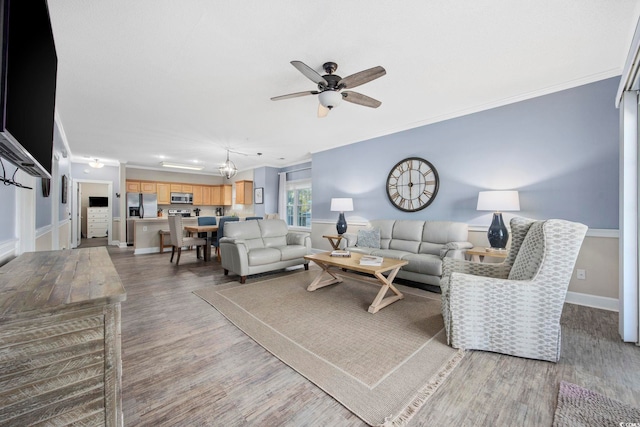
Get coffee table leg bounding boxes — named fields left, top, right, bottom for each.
left=368, top=267, right=404, bottom=313
left=307, top=261, right=343, bottom=291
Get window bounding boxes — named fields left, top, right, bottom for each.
left=286, top=179, right=311, bottom=228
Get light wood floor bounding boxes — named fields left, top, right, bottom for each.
left=105, top=245, right=640, bottom=426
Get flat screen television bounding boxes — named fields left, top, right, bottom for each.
left=0, top=0, right=57, bottom=178
left=89, top=197, right=108, bottom=207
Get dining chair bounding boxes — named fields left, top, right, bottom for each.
left=214, top=216, right=239, bottom=261
left=168, top=215, right=207, bottom=265
left=198, top=216, right=217, bottom=255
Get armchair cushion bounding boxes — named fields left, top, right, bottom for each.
left=507, top=221, right=545, bottom=280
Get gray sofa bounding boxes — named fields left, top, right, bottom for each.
left=220, top=219, right=311, bottom=283
left=343, top=219, right=472, bottom=288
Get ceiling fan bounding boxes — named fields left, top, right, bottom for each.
left=271, top=61, right=386, bottom=118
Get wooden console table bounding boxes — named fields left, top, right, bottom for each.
left=0, top=247, right=126, bottom=426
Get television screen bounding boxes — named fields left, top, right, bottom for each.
left=0, top=0, right=57, bottom=178
left=89, top=197, right=108, bottom=207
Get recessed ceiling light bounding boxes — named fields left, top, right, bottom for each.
left=160, top=161, right=204, bottom=171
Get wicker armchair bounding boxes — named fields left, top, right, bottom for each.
left=440, top=216, right=588, bottom=362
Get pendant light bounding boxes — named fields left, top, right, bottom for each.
left=219, top=149, right=238, bottom=179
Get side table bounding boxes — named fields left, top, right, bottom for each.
left=323, top=234, right=343, bottom=250
left=466, top=247, right=508, bottom=263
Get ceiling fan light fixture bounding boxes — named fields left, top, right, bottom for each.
left=219, top=149, right=238, bottom=179
left=89, top=158, right=104, bottom=168
left=318, top=90, right=342, bottom=109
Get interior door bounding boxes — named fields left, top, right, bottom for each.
left=76, top=184, right=81, bottom=247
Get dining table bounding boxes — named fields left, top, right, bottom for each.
left=183, top=225, right=218, bottom=262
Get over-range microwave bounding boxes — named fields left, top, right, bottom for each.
left=170, top=192, right=193, bottom=204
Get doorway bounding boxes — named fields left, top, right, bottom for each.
left=73, top=180, right=112, bottom=248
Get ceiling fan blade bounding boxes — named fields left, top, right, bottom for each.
left=271, top=90, right=319, bottom=101
left=317, top=103, right=329, bottom=118
left=342, top=91, right=382, bottom=108
left=291, top=61, right=329, bottom=87
left=338, top=66, right=386, bottom=90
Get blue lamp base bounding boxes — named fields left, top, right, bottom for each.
left=487, top=212, right=509, bottom=249
left=336, top=212, right=347, bottom=235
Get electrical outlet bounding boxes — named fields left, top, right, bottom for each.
left=576, top=269, right=586, bottom=280
left=143, top=226, right=148, bottom=232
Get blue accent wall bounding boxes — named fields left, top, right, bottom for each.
left=312, top=77, right=620, bottom=229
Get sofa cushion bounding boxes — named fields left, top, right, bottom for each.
left=225, top=221, right=265, bottom=250
left=248, top=247, right=282, bottom=266
left=277, top=245, right=308, bottom=261
left=370, top=220, right=395, bottom=249
left=418, top=242, right=444, bottom=256
left=370, top=249, right=412, bottom=260
left=259, top=219, right=288, bottom=247
left=357, top=228, right=381, bottom=248
left=422, top=221, right=469, bottom=244
left=401, top=253, right=443, bottom=276
left=388, top=220, right=423, bottom=253
left=508, top=221, right=546, bottom=280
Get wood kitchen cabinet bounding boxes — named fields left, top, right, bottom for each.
left=126, top=181, right=140, bottom=192
left=192, top=185, right=203, bottom=205
left=221, top=184, right=232, bottom=205
left=235, top=180, right=253, bottom=204
left=170, top=183, right=193, bottom=193
left=140, top=182, right=156, bottom=194
left=211, top=184, right=232, bottom=205
left=202, top=186, right=212, bottom=205
left=157, top=183, right=171, bottom=204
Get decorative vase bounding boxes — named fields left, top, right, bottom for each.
left=487, top=212, right=508, bottom=249
left=336, top=212, right=347, bottom=235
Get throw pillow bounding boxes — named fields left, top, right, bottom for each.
left=357, top=228, right=381, bottom=249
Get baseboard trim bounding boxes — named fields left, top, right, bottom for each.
left=0, top=239, right=17, bottom=266
left=134, top=247, right=161, bottom=255
left=565, top=291, right=618, bottom=312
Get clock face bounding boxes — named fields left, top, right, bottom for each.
left=386, top=157, right=439, bottom=212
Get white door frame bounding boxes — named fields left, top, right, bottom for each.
left=72, top=179, right=113, bottom=248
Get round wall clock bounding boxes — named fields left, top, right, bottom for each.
left=386, top=157, right=439, bottom=212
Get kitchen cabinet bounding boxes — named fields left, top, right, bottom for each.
left=221, top=184, right=232, bottom=205
left=126, top=181, right=140, bottom=192
left=141, top=182, right=156, bottom=194
left=211, top=184, right=232, bottom=206
left=87, top=207, right=109, bottom=238
left=157, top=183, right=171, bottom=204
left=202, top=186, right=212, bottom=205
left=192, top=185, right=203, bottom=205
left=170, top=183, right=193, bottom=193
left=235, top=180, right=253, bottom=204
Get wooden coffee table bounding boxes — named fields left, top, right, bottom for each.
left=304, top=252, right=408, bottom=313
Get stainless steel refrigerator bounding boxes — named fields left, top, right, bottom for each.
left=126, top=193, right=158, bottom=245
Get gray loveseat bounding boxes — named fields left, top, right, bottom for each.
left=343, top=219, right=472, bottom=288
left=220, top=219, right=311, bottom=283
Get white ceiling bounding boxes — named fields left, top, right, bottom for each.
left=47, top=0, right=640, bottom=174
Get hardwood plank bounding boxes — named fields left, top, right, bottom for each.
left=99, top=245, right=640, bottom=426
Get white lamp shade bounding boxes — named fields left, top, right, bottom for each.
left=330, top=198, right=353, bottom=212
left=318, top=91, right=343, bottom=109
left=477, top=191, right=520, bottom=212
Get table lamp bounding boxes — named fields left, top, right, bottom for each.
left=477, top=190, right=520, bottom=249
left=330, top=198, right=353, bottom=235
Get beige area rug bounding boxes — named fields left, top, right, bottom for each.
left=194, top=270, right=464, bottom=426
left=553, top=381, right=640, bottom=426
